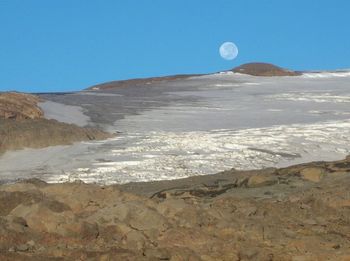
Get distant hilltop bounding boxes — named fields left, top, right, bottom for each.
left=88, top=74, right=200, bottom=91
left=232, top=62, right=301, bottom=76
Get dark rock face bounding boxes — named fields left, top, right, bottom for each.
left=232, top=62, right=301, bottom=76
left=1, top=157, right=350, bottom=260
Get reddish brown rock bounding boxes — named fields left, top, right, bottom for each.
left=233, top=62, right=301, bottom=76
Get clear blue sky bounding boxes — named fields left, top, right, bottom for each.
left=1, top=0, right=349, bottom=92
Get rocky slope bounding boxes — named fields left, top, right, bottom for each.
left=232, top=63, right=301, bottom=76
left=0, top=92, right=44, bottom=120
left=0, top=92, right=113, bottom=154
left=1, top=156, right=350, bottom=260
left=0, top=119, right=113, bottom=154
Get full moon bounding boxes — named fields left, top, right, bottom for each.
left=219, top=42, right=238, bottom=60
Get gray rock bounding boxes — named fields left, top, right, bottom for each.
left=16, top=244, right=29, bottom=252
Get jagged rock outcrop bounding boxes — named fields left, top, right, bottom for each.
left=1, top=157, right=350, bottom=260
left=233, top=62, right=301, bottom=76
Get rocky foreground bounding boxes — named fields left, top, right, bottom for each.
left=0, top=92, right=113, bottom=154
left=1, top=157, right=350, bottom=260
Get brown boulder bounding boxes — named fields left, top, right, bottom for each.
left=299, top=167, right=325, bottom=182
left=247, top=174, right=278, bottom=188
left=10, top=203, right=77, bottom=236
left=0, top=191, right=42, bottom=216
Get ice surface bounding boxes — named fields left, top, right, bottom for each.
left=2, top=71, right=350, bottom=184
left=39, top=101, right=90, bottom=127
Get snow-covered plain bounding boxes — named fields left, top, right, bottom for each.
left=1, top=71, right=350, bottom=184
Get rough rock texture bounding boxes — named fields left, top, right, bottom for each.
left=1, top=157, right=350, bottom=260
left=0, top=92, right=113, bottom=154
left=232, top=63, right=301, bottom=76
left=0, top=92, right=44, bottom=120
